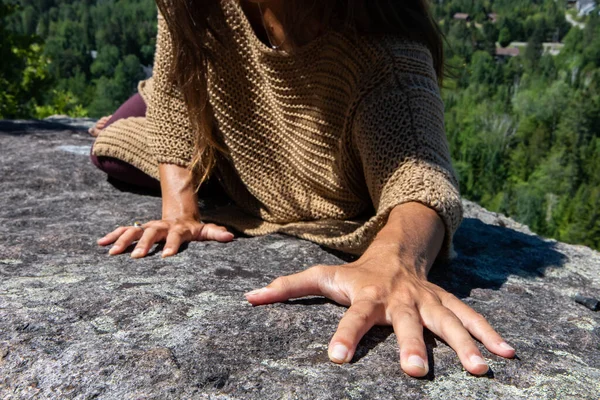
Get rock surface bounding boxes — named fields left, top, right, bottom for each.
left=1, top=118, right=599, bottom=399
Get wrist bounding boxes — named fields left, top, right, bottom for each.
left=161, top=205, right=200, bottom=221
left=364, top=238, right=429, bottom=279
left=364, top=202, right=445, bottom=278
left=159, top=163, right=201, bottom=221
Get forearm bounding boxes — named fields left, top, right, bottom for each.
left=159, top=163, right=200, bottom=220
left=367, top=202, right=445, bottom=278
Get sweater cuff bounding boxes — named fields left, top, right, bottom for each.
left=376, top=158, right=463, bottom=262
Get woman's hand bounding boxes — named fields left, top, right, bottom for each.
left=98, top=217, right=234, bottom=258
left=244, top=246, right=516, bottom=377
left=98, top=163, right=233, bottom=258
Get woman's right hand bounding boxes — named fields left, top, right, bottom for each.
left=97, top=217, right=234, bottom=258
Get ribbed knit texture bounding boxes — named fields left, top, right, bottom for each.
left=92, top=1, right=463, bottom=259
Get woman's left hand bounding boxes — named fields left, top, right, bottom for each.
left=244, top=246, right=516, bottom=377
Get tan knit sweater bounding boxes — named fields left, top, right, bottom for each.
left=92, top=1, right=463, bottom=259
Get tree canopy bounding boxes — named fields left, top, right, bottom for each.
left=1, top=0, right=155, bottom=118
left=2, top=0, right=599, bottom=250
left=436, top=0, right=600, bottom=250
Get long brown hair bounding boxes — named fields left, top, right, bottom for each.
left=155, top=0, right=446, bottom=188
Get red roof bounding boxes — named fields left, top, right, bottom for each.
left=495, top=47, right=520, bottom=57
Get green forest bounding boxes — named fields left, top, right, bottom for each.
left=1, top=0, right=599, bottom=250
left=1, top=0, right=156, bottom=118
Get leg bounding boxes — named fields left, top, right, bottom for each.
left=103, top=93, right=148, bottom=130
left=90, top=93, right=160, bottom=191
left=90, top=155, right=161, bottom=191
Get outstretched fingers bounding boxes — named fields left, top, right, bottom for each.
left=162, top=230, right=187, bottom=258
left=97, top=226, right=128, bottom=246
left=441, top=294, right=516, bottom=358
left=420, top=304, right=490, bottom=375
left=131, top=228, right=164, bottom=258
left=108, top=227, right=145, bottom=255
left=391, top=305, right=429, bottom=377
left=328, top=300, right=382, bottom=364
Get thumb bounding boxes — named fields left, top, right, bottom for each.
left=244, top=265, right=335, bottom=306
left=196, top=223, right=234, bottom=242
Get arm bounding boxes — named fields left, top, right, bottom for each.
left=159, top=163, right=201, bottom=221
left=245, top=52, right=514, bottom=377
left=97, top=12, right=233, bottom=257
left=246, top=201, right=515, bottom=377
left=350, top=66, right=463, bottom=262
left=143, top=164, right=234, bottom=257
left=368, top=201, right=445, bottom=279
left=98, top=163, right=234, bottom=258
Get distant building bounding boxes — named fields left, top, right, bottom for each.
left=495, top=47, right=520, bottom=59
left=453, top=13, right=471, bottom=22
left=487, top=13, right=498, bottom=23
left=543, top=42, right=565, bottom=56
left=577, top=0, right=597, bottom=16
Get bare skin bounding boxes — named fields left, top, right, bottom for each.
left=245, top=202, right=516, bottom=377
left=98, top=163, right=234, bottom=258
left=88, top=115, right=112, bottom=137
left=98, top=0, right=516, bottom=378
left=241, top=0, right=298, bottom=52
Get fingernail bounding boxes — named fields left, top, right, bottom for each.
left=499, top=342, right=515, bottom=352
left=244, top=288, right=267, bottom=297
left=330, top=344, right=349, bottom=363
left=407, top=355, right=426, bottom=369
left=220, top=232, right=234, bottom=241
left=131, top=249, right=143, bottom=258
left=162, top=248, right=172, bottom=257
left=109, top=246, right=118, bottom=254
left=470, top=355, right=488, bottom=366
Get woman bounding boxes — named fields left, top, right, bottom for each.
left=91, top=0, right=516, bottom=378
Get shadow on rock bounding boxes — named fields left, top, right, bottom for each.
left=317, top=217, right=567, bottom=300
left=430, top=218, right=567, bottom=298
left=351, top=326, right=394, bottom=364
left=107, top=177, right=161, bottom=198
left=312, top=217, right=567, bottom=370
left=284, top=297, right=338, bottom=307
left=0, top=119, right=91, bottom=134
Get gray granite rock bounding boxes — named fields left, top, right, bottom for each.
left=1, top=118, right=599, bottom=399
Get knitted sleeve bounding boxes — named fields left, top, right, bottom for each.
left=146, top=11, right=195, bottom=166
left=351, top=68, right=463, bottom=260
